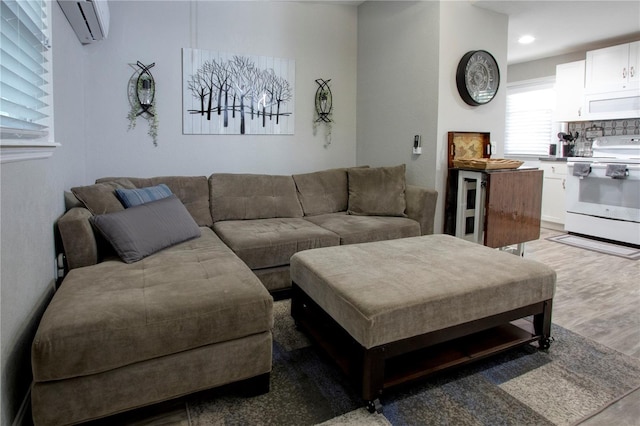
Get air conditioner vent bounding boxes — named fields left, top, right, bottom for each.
left=58, top=0, right=110, bottom=44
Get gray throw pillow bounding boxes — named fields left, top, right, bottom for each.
left=90, top=195, right=201, bottom=263
left=347, top=164, right=407, bottom=217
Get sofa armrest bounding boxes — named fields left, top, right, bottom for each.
left=57, top=207, right=99, bottom=270
left=405, top=185, right=438, bottom=235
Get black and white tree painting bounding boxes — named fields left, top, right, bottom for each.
left=182, top=48, right=295, bottom=135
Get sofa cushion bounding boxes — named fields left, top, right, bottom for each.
left=293, top=168, right=349, bottom=216
left=71, top=180, right=136, bottom=215
left=304, top=212, right=420, bottom=245
left=347, top=164, right=407, bottom=217
left=97, top=176, right=213, bottom=227
left=115, top=184, right=173, bottom=208
left=209, top=173, right=303, bottom=222
left=213, top=218, right=339, bottom=269
left=91, top=195, right=202, bottom=263
left=32, top=228, right=274, bottom=382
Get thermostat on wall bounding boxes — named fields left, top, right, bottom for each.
left=585, top=127, right=604, bottom=140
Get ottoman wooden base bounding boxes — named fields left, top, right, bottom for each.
left=291, top=283, right=552, bottom=413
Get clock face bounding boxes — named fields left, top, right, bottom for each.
left=456, top=50, right=500, bottom=106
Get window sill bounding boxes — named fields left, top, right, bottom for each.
left=0, top=143, right=61, bottom=164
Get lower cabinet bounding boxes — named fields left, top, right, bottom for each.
left=540, top=161, right=567, bottom=226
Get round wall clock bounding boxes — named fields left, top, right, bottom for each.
left=456, top=50, right=500, bottom=106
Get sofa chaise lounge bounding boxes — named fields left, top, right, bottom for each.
left=31, top=165, right=437, bottom=425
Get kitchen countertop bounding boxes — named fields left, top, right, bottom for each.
left=538, top=157, right=568, bottom=162
left=453, top=166, right=539, bottom=172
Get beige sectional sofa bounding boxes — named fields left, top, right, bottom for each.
left=31, top=165, right=437, bottom=425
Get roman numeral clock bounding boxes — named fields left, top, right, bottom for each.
left=456, top=50, right=500, bottom=106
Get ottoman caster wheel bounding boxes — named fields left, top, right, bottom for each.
left=539, top=337, right=552, bottom=350
left=366, top=399, right=383, bottom=414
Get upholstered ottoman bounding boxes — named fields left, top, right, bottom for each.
left=290, top=234, right=555, bottom=412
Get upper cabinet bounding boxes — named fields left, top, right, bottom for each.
left=583, top=41, right=640, bottom=120
left=555, top=60, right=585, bottom=122
left=585, top=41, right=639, bottom=93
left=554, top=41, right=639, bottom=122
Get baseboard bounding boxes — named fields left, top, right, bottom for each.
left=12, top=384, right=32, bottom=426
left=541, top=220, right=565, bottom=232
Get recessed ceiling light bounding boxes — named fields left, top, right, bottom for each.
left=518, top=35, right=535, bottom=44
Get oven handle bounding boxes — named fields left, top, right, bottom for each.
left=581, top=163, right=640, bottom=168
left=568, top=162, right=639, bottom=179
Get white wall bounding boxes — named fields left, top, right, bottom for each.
left=508, top=51, right=585, bottom=83
left=81, top=1, right=358, bottom=181
left=434, top=1, right=508, bottom=232
left=0, top=3, right=87, bottom=424
left=357, top=1, right=508, bottom=233
left=357, top=1, right=440, bottom=190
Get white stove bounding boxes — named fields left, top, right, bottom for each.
left=565, top=135, right=640, bottom=246
left=569, top=136, right=640, bottom=164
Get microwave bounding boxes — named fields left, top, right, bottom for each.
left=584, top=89, right=640, bottom=120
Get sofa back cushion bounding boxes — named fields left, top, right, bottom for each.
left=97, top=176, right=213, bottom=227
left=209, top=173, right=303, bottom=222
left=293, top=168, right=349, bottom=216
left=71, top=180, right=136, bottom=215
left=347, top=164, right=407, bottom=217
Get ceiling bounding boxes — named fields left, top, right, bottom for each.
left=472, top=0, right=640, bottom=64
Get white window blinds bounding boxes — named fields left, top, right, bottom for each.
left=1, top=0, right=54, bottom=148
left=505, top=79, right=556, bottom=157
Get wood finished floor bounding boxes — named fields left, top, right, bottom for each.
left=41, top=228, right=640, bottom=426
left=526, top=228, right=640, bottom=425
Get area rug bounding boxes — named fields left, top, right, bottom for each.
left=547, top=234, right=640, bottom=260
left=187, top=300, right=640, bottom=425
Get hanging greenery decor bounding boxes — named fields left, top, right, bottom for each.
left=127, top=62, right=158, bottom=146
left=313, top=78, right=333, bottom=146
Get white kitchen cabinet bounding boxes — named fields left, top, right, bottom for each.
left=555, top=60, right=585, bottom=122
left=540, top=161, right=567, bottom=226
left=631, top=41, right=640, bottom=86
left=585, top=41, right=639, bottom=93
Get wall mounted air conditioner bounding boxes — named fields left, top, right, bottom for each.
left=58, top=0, right=110, bottom=44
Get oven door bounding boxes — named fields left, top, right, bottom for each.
left=566, top=162, right=640, bottom=223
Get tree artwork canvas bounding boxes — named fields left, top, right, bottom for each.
left=182, top=48, right=295, bottom=135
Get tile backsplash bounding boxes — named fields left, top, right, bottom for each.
left=567, top=118, right=640, bottom=155
left=568, top=118, right=640, bottom=140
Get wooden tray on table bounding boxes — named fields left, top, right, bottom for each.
left=448, top=132, right=491, bottom=168
left=452, top=158, right=524, bottom=170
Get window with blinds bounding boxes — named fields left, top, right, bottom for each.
left=1, top=0, right=56, bottom=162
left=504, top=79, right=556, bottom=157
